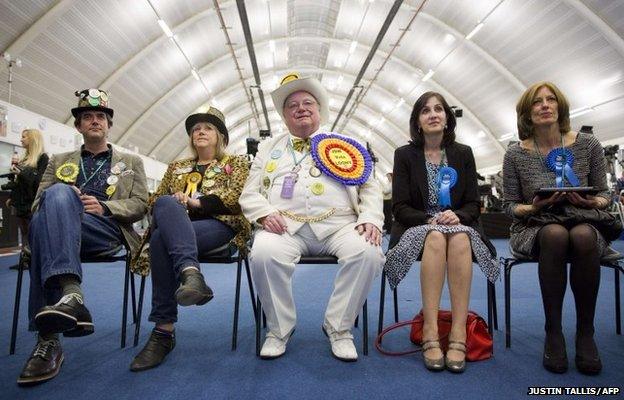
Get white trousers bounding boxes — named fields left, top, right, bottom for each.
left=250, top=223, right=385, bottom=338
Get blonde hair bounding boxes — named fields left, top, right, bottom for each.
left=20, top=129, right=45, bottom=168
left=516, top=81, right=571, bottom=140
left=188, top=122, right=226, bottom=161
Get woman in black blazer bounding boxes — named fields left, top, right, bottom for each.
left=385, top=92, right=498, bottom=373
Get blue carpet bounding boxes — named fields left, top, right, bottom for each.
left=0, top=239, right=623, bottom=399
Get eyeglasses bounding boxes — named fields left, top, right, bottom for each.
left=285, top=99, right=318, bottom=111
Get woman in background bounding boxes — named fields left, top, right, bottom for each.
left=2, top=129, right=49, bottom=266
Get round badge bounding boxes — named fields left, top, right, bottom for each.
left=206, top=170, right=217, bottom=179
left=271, top=149, right=283, bottom=159
left=111, top=165, right=121, bottom=175
left=117, top=161, right=126, bottom=171
left=106, top=175, right=119, bottom=185
left=263, top=176, right=271, bottom=189
left=311, top=182, right=325, bottom=195
left=100, top=92, right=108, bottom=101
left=88, top=89, right=100, bottom=98
left=309, top=166, right=322, bottom=177
left=187, top=172, right=202, bottom=184
left=213, top=166, right=222, bottom=174
left=204, top=179, right=216, bottom=188
left=310, top=133, right=373, bottom=186
left=265, top=160, right=277, bottom=173
left=88, top=97, right=100, bottom=106
left=106, top=186, right=116, bottom=196
left=55, top=162, right=79, bottom=183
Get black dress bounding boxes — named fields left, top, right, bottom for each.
left=3, top=153, right=49, bottom=218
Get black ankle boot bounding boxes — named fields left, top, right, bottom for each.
left=175, top=269, right=213, bottom=306
left=575, top=334, right=602, bottom=375
left=543, top=332, right=568, bottom=373
left=130, top=329, right=175, bottom=372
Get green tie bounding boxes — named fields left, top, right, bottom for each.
left=291, top=137, right=311, bottom=153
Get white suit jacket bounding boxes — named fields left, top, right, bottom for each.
left=239, top=132, right=384, bottom=233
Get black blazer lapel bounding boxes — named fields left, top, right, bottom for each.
left=411, top=145, right=429, bottom=208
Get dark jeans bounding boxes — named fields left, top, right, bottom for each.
left=28, top=184, right=123, bottom=330
left=148, top=195, right=234, bottom=325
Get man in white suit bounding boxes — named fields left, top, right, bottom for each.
left=239, top=73, right=384, bottom=361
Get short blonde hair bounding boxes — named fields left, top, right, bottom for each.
left=516, top=81, right=571, bottom=140
left=21, top=129, right=45, bottom=168
left=188, top=122, right=226, bottom=161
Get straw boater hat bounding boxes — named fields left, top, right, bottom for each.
left=271, top=73, right=329, bottom=125
left=71, top=89, right=114, bottom=118
left=184, top=107, right=229, bottom=145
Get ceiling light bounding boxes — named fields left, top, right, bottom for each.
left=349, top=41, right=357, bottom=54
left=570, top=107, right=594, bottom=119
left=422, top=69, right=434, bottom=82
left=157, top=19, right=174, bottom=38
left=498, top=132, right=516, bottom=142
left=396, top=98, right=405, bottom=107
left=465, top=22, right=484, bottom=40
left=269, top=40, right=275, bottom=53
left=477, top=130, right=486, bottom=138
left=337, top=75, right=344, bottom=85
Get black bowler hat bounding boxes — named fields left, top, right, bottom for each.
left=185, top=107, right=228, bottom=145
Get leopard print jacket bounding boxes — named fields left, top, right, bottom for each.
left=131, top=154, right=251, bottom=276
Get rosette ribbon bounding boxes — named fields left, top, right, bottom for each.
left=546, top=148, right=580, bottom=187
left=437, top=166, right=458, bottom=209
left=310, top=133, right=373, bottom=185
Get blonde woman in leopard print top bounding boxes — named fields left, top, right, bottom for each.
left=130, top=108, right=250, bottom=372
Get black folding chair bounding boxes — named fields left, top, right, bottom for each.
left=501, top=255, right=624, bottom=348
left=254, top=255, right=369, bottom=356
left=197, top=243, right=256, bottom=351
left=9, top=246, right=145, bottom=354
left=377, top=270, right=498, bottom=337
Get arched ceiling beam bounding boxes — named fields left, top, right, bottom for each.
left=118, top=35, right=501, bottom=155
left=62, top=1, right=234, bottom=124
left=563, top=0, right=624, bottom=60
left=2, top=0, right=76, bottom=57
left=417, top=11, right=527, bottom=91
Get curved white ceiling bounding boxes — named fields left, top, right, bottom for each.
left=1, top=0, right=624, bottom=174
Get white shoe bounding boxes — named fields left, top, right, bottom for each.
left=260, top=331, right=291, bottom=359
left=322, top=322, right=358, bottom=362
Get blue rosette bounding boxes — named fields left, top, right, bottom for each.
left=310, top=133, right=373, bottom=185
left=437, top=166, right=458, bottom=208
left=546, top=148, right=580, bottom=187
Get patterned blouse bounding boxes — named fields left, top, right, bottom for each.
left=131, top=154, right=251, bottom=276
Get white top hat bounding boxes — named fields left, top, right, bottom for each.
left=271, top=73, right=329, bottom=125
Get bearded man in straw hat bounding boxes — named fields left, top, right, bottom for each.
left=239, top=73, right=384, bottom=362
left=17, top=89, right=148, bottom=386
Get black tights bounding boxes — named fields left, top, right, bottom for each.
left=537, top=223, right=601, bottom=338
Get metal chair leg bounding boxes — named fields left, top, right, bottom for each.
left=504, top=261, right=512, bottom=348
left=121, top=260, right=130, bottom=348
left=243, top=256, right=258, bottom=320
left=130, top=271, right=137, bottom=323
left=487, top=281, right=494, bottom=336
left=355, top=315, right=359, bottom=328
left=10, top=254, right=25, bottom=355
left=378, top=270, right=386, bottom=337
left=615, top=267, right=621, bottom=335
left=133, top=276, right=146, bottom=347
left=232, top=256, right=243, bottom=351
left=393, top=286, right=399, bottom=323
left=363, top=300, right=368, bottom=356
left=492, top=281, right=499, bottom=330
left=255, top=296, right=262, bottom=357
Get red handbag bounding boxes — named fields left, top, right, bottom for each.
left=375, top=309, right=493, bottom=362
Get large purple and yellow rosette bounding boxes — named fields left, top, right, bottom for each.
left=310, top=133, right=373, bottom=185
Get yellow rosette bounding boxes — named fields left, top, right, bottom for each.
left=56, top=162, right=79, bottom=183
left=184, top=172, right=203, bottom=196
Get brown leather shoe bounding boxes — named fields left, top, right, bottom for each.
left=130, top=329, right=176, bottom=372
left=17, top=338, right=64, bottom=386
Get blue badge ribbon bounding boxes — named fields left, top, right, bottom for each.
left=437, top=166, right=457, bottom=208
left=546, top=148, right=580, bottom=187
